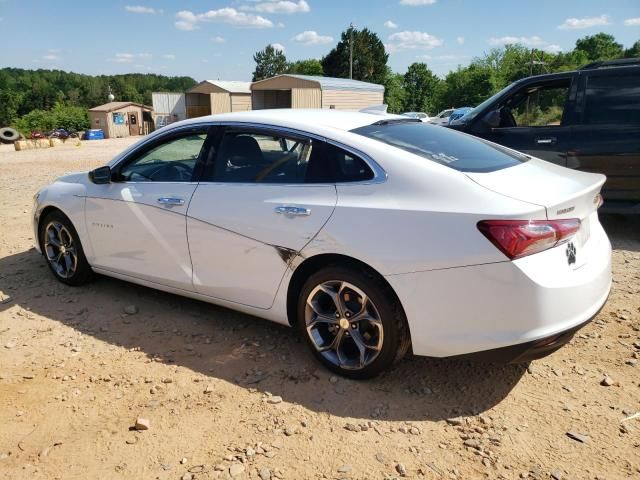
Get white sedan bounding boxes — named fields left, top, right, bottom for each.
left=33, top=109, right=612, bottom=378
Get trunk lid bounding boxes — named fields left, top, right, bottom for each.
left=465, top=158, right=605, bottom=221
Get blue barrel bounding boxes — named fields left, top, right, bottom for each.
left=85, top=129, right=105, bottom=140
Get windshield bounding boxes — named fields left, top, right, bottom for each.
left=457, top=83, right=516, bottom=123
left=351, top=121, right=528, bottom=173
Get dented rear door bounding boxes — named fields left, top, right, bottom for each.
left=187, top=182, right=336, bottom=309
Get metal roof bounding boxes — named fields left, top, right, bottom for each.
left=253, top=75, right=385, bottom=92
left=200, top=80, right=252, bottom=94
left=89, top=101, right=152, bottom=112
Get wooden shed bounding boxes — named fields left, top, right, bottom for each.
left=185, top=80, right=252, bottom=118
left=250, top=75, right=384, bottom=110
left=88, top=102, right=154, bottom=139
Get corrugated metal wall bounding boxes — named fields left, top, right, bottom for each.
left=321, top=90, right=384, bottom=110
left=211, top=92, right=231, bottom=114
left=291, top=88, right=321, bottom=108
left=231, top=93, right=252, bottom=111
left=152, top=93, right=186, bottom=127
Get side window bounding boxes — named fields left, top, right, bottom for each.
left=306, top=141, right=374, bottom=183
left=501, top=81, right=570, bottom=128
left=118, top=133, right=207, bottom=182
left=214, top=131, right=311, bottom=183
left=584, top=74, right=640, bottom=125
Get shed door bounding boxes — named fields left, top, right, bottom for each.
left=128, top=112, right=139, bottom=135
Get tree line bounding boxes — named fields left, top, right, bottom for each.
left=0, top=70, right=196, bottom=131
left=252, top=29, right=639, bottom=115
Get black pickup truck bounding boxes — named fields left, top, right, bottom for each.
left=448, top=58, right=640, bottom=214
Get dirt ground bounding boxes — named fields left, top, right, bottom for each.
left=0, top=138, right=638, bottom=480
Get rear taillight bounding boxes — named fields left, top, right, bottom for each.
left=477, top=219, right=581, bottom=260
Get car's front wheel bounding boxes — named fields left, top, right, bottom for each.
left=40, top=210, right=94, bottom=286
left=297, top=265, right=410, bottom=379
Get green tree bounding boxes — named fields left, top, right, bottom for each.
left=0, top=90, right=23, bottom=126
left=287, top=59, right=324, bottom=76
left=435, top=64, right=494, bottom=112
left=575, top=33, right=624, bottom=61
left=321, top=26, right=388, bottom=84
left=252, top=45, right=288, bottom=81
left=383, top=68, right=406, bottom=114
left=624, top=40, right=640, bottom=58
left=402, top=62, right=439, bottom=115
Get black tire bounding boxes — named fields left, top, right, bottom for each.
left=296, top=265, right=411, bottom=379
left=39, top=210, right=94, bottom=286
left=0, top=127, right=20, bottom=143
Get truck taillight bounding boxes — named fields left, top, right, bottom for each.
left=477, top=219, right=581, bottom=260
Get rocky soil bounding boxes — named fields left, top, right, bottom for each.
left=0, top=140, right=638, bottom=479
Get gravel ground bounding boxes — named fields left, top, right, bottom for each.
left=0, top=139, right=639, bottom=480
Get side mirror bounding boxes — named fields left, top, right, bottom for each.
left=89, top=166, right=112, bottom=184
left=483, top=109, right=501, bottom=129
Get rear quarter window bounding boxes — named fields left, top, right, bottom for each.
left=351, top=121, right=528, bottom=173
left=583, top=73, right=640, bottom=125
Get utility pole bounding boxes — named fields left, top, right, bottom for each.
left=349, top=23, right=354, bottom=79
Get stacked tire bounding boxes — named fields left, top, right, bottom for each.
left=0, top=127, right=20, bottom=144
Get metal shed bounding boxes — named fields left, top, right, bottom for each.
left=186, top=80, right=252, bottom=118
left=250, top=75, right=384, bottom=110
left=152, top=92, right=187, bottom=128
left=88, top=102, right=154, bottom=139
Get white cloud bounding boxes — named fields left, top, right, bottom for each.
left=384, top=20, right=398, bottom=29
left=110, top=53, right=136, bottom=63
left=43, top=54, right=60, bottom=60
left=241, top=0, right=310, bottom=14
left=175, top=8, right=273, bottom=31
left=400, top=0, right=437, bottom=5
left=456, top=36, right=464, bottom=45
left=558, top=14, right=610, bottom=30
left=163, top=54, right=176, bottom=60
left=109, top=53, right=151, bottom=63
left=488, top=35, right=547, bottom=47
left=624, top=17, right=640, bottom=26
left=544, top=44, right=563, bottom=54
left=211, top=36, right=226, bottom=43
left=125, top=5, right=159, bottom=14
left=293, top=30, right=334, bottom=45
left=488, top=35, right=563, bottom=53
left=270, top=42, right=286, bottom=53
left=386, top=31, right=443, bottom=52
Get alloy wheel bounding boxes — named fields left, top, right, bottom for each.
left=304, top=280, right=384, bottom=370
left=44, top=221, right=78, bottom=279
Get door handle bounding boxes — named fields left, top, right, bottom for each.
left=157, top=197, right=185, bottom=207
left=275, top=205, right=311, bottom=217
left=536, top=137, right=557, bottom=145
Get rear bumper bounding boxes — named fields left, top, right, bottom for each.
left=386, top=213, right=612, bottom=357
left=452, top=296, right=606, bottom=363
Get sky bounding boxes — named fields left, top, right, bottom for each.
left=0, top=0, right=638, bottom=81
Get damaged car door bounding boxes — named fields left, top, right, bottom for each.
left=186, top=125, right=337, bottom=309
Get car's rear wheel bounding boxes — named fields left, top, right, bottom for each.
left=40, top=211, right=94, bottom=286
left=297, top=265, right=410, bottom=379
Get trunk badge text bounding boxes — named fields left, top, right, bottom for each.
left=556, top=206, right=575, bottom=215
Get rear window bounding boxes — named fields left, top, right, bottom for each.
left=351, top=121, right=528, bottom=173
